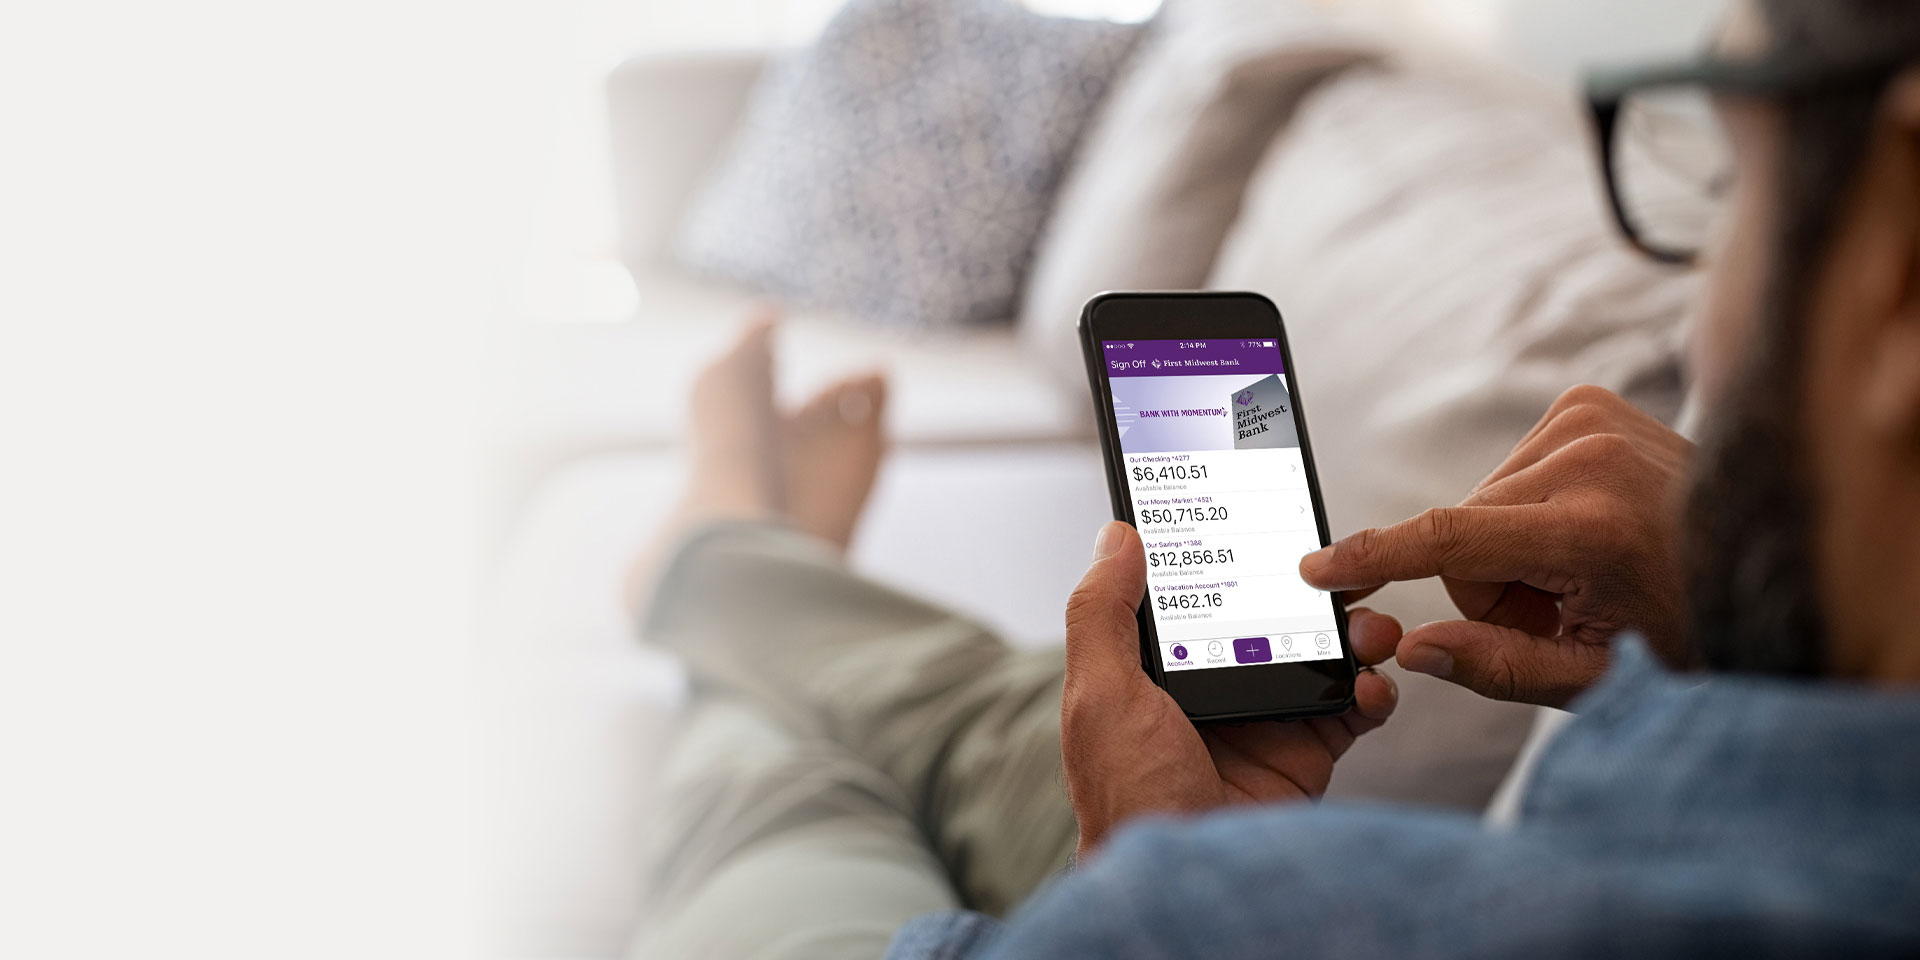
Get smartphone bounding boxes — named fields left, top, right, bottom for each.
left=1079, top=292, right=1356, bottom=723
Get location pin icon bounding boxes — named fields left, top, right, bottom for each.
left=1280, top=636, right=1292, bottom=651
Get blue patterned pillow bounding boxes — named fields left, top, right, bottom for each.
left=675, top=0, right=1145, bottom=330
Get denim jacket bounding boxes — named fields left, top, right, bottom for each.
left=888, top=637, right=1920, bottom=959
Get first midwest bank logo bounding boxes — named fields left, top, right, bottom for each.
left=1234, top=389, right=1256, bottom=407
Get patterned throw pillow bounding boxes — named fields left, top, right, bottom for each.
left=674, top=0, right=1145, bottom=330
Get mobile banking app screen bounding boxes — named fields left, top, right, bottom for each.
left=1103, top=339, right=1341, bottom=672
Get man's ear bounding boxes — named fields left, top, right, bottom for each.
left=1860, top=67, right=1920, bottom=444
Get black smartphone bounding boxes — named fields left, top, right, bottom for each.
left=1079, top=292, right=1357, bottom=723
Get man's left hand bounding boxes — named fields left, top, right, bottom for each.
left=1062, top=521, right=1399, bottom=861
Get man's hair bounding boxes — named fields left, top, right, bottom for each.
left=1685, top=1, right=1920, bottom=676
left=1759, top=0, right=1920, bottom=342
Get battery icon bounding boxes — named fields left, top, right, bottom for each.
left=1262, top=341, right=1275, bottom=347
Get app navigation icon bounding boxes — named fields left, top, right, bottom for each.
left=1171, top=644, right=1188, bottom=661
left=1232, top=637, right=1272, bottom=664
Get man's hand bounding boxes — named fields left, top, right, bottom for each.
left=1062, top=521, right=1399, bottom=861
left=1300, top=386, right=1691, bottom=707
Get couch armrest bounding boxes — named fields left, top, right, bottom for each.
left=605, top=49, right=769, bottom=274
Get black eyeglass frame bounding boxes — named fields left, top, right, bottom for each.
left=1585, top=54, right=1908, bottom=266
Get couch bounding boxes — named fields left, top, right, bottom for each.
left=485, top=1, right=1714, bottom=954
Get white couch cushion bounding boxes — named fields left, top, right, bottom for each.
left=1211, top=55, right=1696, bottom=535
left=606, top=51, right=768, bottom=274
left=1205, top=52, right=1699, bottom=799
left=1016, top=0, right=1378, bottom=384
left=501, top=270, right=1089, bottom=481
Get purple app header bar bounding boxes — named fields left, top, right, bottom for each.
left=1100, top=339, right=1286, bottom=378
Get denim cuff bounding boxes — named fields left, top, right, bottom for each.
left=884, top=909, right=1003, bottom=960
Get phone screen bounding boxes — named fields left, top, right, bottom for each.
left=1100, top=338, right=1343, bottom=673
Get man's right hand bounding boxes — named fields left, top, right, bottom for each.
left=1299, top=386, right=1693, bottom=707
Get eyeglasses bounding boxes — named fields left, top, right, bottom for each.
left=1585, top=55, right=1906, bottom=266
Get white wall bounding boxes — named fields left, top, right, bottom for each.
left=1500, top=0, right=1725, bottom=79
left=1343, top=0, right=1726, bottom=78
left=3, top=2, right=561, bottom=957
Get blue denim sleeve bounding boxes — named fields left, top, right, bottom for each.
left=966, top=806, right=1494, bottom=960
left=884, top=909, right=1003, bottom=960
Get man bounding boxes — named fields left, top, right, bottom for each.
left=630, top=0, right=1920, bottom=956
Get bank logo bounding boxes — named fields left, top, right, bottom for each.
left=1234, top=389, right=1255, bottom=407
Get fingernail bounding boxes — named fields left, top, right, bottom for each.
left=1400, top=644, right=1453, bottom=679
left=1092, top=522, right=1124, bottom=561
left=1300, top=546, right=1333, bottom=578
left=1360, top=667, right=1399, bottom=715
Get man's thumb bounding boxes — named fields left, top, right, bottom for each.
left=1398, top=620, right=1609, bottom=708
left=1064, top=522, right=1148, bottom=677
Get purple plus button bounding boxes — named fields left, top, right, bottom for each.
left=1232, top=637, right=1272, bottom=663
left=1170, top=644, right=1188, bottom=661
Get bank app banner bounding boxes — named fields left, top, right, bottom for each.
left=1102, top=340, right=1341, bottom=672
